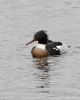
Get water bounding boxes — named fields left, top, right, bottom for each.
left=0, top=0, right=80, bottom=100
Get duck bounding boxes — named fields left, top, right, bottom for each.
left=26, top=30, right=69, bottom=58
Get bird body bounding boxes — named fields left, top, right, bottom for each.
left=26, top=30, right=68, bottom=58
left=31, top=44, right=48, bottom=58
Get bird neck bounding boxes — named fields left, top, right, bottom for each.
left=35, top=44, right=46, bottom=50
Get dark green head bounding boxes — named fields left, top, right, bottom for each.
left=34, top=30, right=48, bottom=44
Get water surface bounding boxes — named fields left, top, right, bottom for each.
left=0, top=0, right=80, bottom=100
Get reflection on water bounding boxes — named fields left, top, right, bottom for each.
left=33, top=57, right=50, bottom=94
left=33, top=57, right=48, bottom=69
left=32, top=56, right=63, bottom=94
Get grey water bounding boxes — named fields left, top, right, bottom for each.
left=0, top=0, right=80, bottom=100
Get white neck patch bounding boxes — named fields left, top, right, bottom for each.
left=36, top=44, right=46, bottom=50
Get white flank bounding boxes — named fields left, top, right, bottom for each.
left=57, top=43, right=69, bottom=54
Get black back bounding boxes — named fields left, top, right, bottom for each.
left=46, top=40, right=62, bottom=55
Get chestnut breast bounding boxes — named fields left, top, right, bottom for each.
left=31, top=44, right=48, bottom=58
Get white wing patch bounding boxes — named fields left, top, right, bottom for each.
left=53, top=47, right=58, bottom=51
left=56, top=46, right=61, bottom=49
left=57, top=43, right=69, bottom=53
